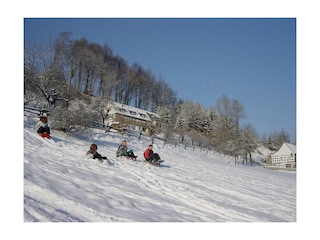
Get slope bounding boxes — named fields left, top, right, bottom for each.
left=24, top=115, right=296, bottom=222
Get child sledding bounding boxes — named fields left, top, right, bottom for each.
left=144, top=144, right=164, bottom=166
left=116, top=140, right=137, bottom=160
left=36, top=114, right=51, bottom=138
left=86, top=143, right=108, bottom=162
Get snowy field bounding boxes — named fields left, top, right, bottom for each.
left=23, top=114, right=296, bottom=222
left=15, top=114, right=309, bottom=239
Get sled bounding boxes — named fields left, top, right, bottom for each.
left=40, top=132, right=51, bottom=138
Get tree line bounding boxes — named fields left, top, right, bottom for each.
left=25, top=32, right=177, bottom=111
left=24, top=32, right=292, bottom=161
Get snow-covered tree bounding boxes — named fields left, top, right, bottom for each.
left=213, top=95, right=246, bottom=154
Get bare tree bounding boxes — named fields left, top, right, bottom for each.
left=24, top=40, right=42, bottom=97
left=242, top=124, right=258, bottom=165
left=214, top=95, right=246, bottom=155
left=268, top=129, right=291, bottom=150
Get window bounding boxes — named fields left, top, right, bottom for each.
left=272, top=155, right=280, bottom=164
left=116, top=107, right=127, bottom=113
left=130, top=111, right=137, bottom=116
left=139, top=113, right=147, bottom=118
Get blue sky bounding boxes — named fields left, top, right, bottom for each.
left=24, top=18, right=296, bottom=140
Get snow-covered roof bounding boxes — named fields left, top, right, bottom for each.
left=272, top=142, right=296, bottom=156
left=107, top=101, right=161, bottom=122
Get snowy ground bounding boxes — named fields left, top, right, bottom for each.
left=14, top=114, right=305, bottom=239
left=23, top=114, right=297, bottom=221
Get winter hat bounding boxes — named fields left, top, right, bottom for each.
left=40, top=112, right=48, bottom=118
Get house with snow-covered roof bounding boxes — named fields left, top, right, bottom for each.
left=105, top=101, right=163, bottom=132
left=271, top=142, right=296, bottom=169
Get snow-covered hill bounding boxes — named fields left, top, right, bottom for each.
left=24, top=113, right=296, bottom=223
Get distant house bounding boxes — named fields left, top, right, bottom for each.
left=105, top=101, right=163, bottom=132
left=271, top=143, right=296, bottom=168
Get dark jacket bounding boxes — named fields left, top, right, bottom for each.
left=36, top=121, right=50, bottom=134
left=86, top=150, right=105, bottom=160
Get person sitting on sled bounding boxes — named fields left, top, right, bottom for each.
left=116, top=140, right=137, bottom=159
left=144, top=144, right=163, bottom=163
left=36, top=114, right=51, bottom=138
left=86, top=143, right=108, bottom=162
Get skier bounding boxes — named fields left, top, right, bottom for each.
left=144, top=144, right=163, bottom=164
left=36, top=114, right=51, bottom=138
left=86, top=143, right=108, bottom=162
left=116, top=140, right=137, bottom=160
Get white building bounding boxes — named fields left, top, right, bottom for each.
left=271, top=142, right=296, bottom=168
left=105, top=101, right=163, bottom=132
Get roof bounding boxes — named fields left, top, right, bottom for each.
left=272, top=142, right=296, bottom=156
left=107, top=101, right=161, bottom=122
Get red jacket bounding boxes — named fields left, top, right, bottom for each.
left=144, top=148, right=153, bottom=160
